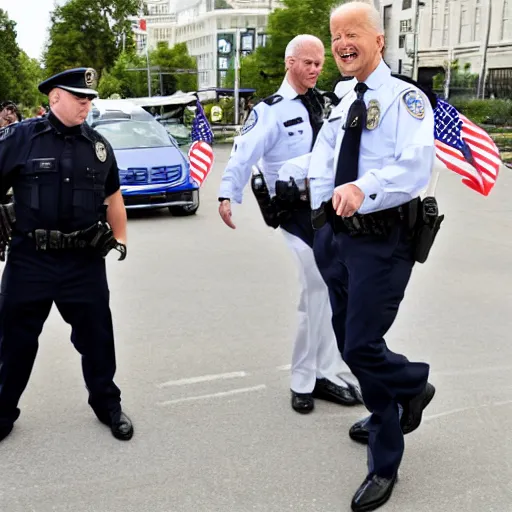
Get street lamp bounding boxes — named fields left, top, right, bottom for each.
left=412, top=0, right=425, bottom=82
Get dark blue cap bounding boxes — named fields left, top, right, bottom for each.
left=38, top=67, right=99, bottom=97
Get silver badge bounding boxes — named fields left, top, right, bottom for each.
left=84, top=68, right=98, bottom=89
left=95, top=141, right=107, bottom=162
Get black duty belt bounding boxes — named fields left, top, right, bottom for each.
left=312, top=198, right=419, bottom=237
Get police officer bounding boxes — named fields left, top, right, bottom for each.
left=307, top=3, right=436, bottom=510
left=0, top=68, right=133, bottom=443
left=218, top=35, right=361, bottom=414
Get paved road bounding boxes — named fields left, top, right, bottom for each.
left=1, top=145, right=511, bottom=512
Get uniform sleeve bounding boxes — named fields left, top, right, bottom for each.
left=0, top=124, right=24, bottom=196
left=104, top=147, right=121, bottom=197
left=353, top=93, right=435, bottom=214
left=218, top=103, right=279, bottom=204
left=307, top=116, right=339, bottom=209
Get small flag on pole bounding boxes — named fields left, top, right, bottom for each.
left=433, top=98, right=501, bottom=196
left=188, top=141, right=214, bottom=187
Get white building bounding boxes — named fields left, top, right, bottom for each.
left=380, top=0, right=512, bottom=95
left=136, top=0, right=279, bottom=90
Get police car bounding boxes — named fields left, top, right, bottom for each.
left=87, top=99, right=199, bottom=215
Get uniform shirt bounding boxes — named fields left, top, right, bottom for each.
left=218, top=77, right=316, bottom=204
left=0, top=112, right=120, bottom=232
left=309, top=59, right=435, bottom=213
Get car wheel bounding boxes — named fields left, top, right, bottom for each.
left=169, top=189, right=199, bottom=216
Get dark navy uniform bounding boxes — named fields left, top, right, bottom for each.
left=0, top=68, right=132, bottom=443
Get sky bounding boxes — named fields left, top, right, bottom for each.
left=0, top=0, right=67, bottom=61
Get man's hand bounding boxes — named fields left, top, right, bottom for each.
left=332, top=184, right=365, bottom=217
left=219, top=199, right=236, bottom=229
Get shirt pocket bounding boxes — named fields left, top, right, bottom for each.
left=286, top=126, right=309, bottom=153
left=19, top=158, right=58, bottom=210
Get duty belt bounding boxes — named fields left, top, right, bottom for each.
left=25, top=222, right=127, bottom=260
left=311, top=199, right=418, bottom=237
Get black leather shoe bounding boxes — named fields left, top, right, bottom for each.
left=351, top=473, right=397, bottom=512
left=97, top=410, right=134, bottom=440
left=349, top=418, right=370, bottom=445
left=0, top=425, right=13, bottom=443
left=400, top=382, right=436, bottom=435
left=313, top=378, right=361, bottom=406
left=110, top=411, right=134, bottom=440
left=291, top=391, right=314, bottom=414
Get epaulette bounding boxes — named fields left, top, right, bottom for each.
left=262, top=94, right=283, bottom=106
left=391, top=73, right=437, bottom=109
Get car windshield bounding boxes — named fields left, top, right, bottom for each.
left=93, top=119, right=173, bottom=150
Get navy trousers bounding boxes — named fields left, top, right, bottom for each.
left=0, top=238, right=122, bottom=429
left=313, top=223, right=429, bottom=478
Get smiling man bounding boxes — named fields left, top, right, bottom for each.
left=307, top=2, right=437, bottom=511
left=0, top=68, right=133, bottom=444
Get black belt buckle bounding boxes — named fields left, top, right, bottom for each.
left=34, top=229, right=48, bottom=251
left=311, top=205, right=327, bottom=230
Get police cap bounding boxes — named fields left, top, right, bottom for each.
left=38, top=67, right=99, bottom=98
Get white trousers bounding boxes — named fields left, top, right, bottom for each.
left=281, top=229, right=354, bottom=394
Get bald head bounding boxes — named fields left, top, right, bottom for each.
left=284, top=34, right=325, bottom=94
left=331, top=1, right=384, bottom=33
left=330, top=1, right=385, bottom=82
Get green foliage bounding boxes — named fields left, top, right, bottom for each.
left=43, top=0, right=141, bottom=78
left=432, top=60, right=479, bottom=93
left=223, top=0, right=344, bottom=99
left=215, top=0, right=233, bottom=8
left=97, top=42, right=197, bottom=98
left=450, top=98, right=512, bottom=126
left=0, top=9, right=46, bottom=113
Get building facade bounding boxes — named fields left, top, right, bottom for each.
left=380, top=0, right=512, bottom=95
left=136, top=0, right=279, bottom=90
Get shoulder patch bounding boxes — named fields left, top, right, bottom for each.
left=241, top=109, right=258, bottom=135
left=262, top=94, right=283, bottom=106
left=402, top=90, right=425, bottom=119
left=0, top=126, right=14, bottom=142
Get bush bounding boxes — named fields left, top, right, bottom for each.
left=449, top=99, right=512, bottom=126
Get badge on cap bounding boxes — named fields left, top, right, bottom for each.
left=403, top=90, right=425, bottom=119
left=84, top=68, right=98, bottom=90
left=366, top=99, right=381, bottom=130
left=95, top=141, right=107, bottom=162
left=241, top=109, right=258, bottom=135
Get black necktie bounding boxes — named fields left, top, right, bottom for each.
left=334, top=82, right=369, bottom=187
left=296, top=89, right=324, bottom=148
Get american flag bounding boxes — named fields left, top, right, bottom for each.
left=188, top=140, right=214, bottom=187
left=191, top=99, right=214, bottom=145
left=433, top=98, right=501, bottom=196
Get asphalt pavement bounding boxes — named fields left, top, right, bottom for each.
left=0, top=145, right=511, bottom=512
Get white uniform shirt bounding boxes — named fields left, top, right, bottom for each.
left=218, top=77, right=315, bottom=204
left=308, top=60, right=435, bottom=213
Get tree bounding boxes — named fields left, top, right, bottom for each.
left=98, top=43, right=197, bottom=98
left=0, top=9, right=21, bottom=102
left=224, top=0, right=344, bottom=99
left=44, top=0, right=142, bottom=78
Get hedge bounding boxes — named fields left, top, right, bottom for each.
left=449, top=99, right=512, bottom=127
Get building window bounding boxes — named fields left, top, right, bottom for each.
left=503, top=0, right=512, bottom=40
left=400, top=19, right=412, bottom=32
left=459, top=0, right=471, bottom=43
left=399, top=34, right=406, bottom=48
left=402, top=0, right=412, bottom=9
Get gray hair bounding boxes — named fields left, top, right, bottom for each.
left=284, top=34, right=324, bottom=60
left=330, top=1, right=384, bottom=33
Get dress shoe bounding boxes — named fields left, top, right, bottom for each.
left=351, top=473, right=397, bottom=512
left=0, top=425, right=13, bottom=443
left=400, top=382, right=436, bottom=434
left=313, top=378, right=361, bottom=406
left=98, top=410, right=134, bottom=440
left=291, top=391, right=314, bottom=414
left=349, top=418, right=370, bottom=445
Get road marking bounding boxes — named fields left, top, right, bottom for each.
left=157, top=371, right=248, bottom=388
left=424, top=399, right=512, bottom=422
left=157, top=384, right=267, bottom=406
